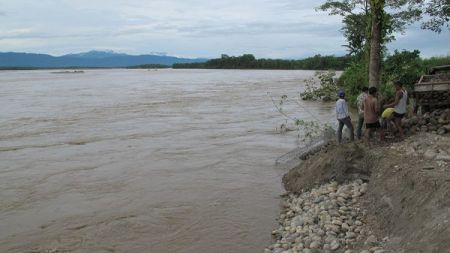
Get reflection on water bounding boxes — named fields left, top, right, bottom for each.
left=0, top=69, right=335, bottom=253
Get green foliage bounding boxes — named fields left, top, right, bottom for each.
left=337, top=50, right=450, bottom=106
left=0, top=67, right=39, bottom=70
left=301, top=71, right=339, bottom=101
left=127, top=64, right=170, bottom=69
left=382, top=50, right=424, bottom=91
left=422, top=54, right=450, bottom=70
left=337, top=59, right=369, bottom=106
left=421, top=0, right=450, bottom=33
left=173, top=54, right=353, bottom=70
left=317, top=0, right=421, bottom=57
left=269, top=93, right=330, bottom=144
left=381, top=51, right=450, bottom=99
left=318, top=0, right=449, bottom=87
left=378, top=82, right=395, bottom=99
left=341, top=13, right=369, bottom=57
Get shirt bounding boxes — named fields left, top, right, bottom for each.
left=336, top=98, right=349, bottom=120
left=356, top=92, right=368, bottom=116
left=394, top=89, right=408, bottom=114
left=381, top=108, right=395, bottom=119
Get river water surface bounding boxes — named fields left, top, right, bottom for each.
left=0, top=69, right=335, bottom=253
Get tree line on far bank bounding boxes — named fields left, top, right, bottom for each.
left=172, top=54, right=353, bottom=70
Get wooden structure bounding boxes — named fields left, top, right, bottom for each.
left=414, top=65, right=450, bottom=111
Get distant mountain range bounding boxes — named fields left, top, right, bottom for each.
left=0, top=50, right=207, bottom=68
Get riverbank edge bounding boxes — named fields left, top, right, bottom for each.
left=266, top=118, right=450, bottom=252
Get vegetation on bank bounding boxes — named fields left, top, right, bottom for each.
left=298, top=0, right=450, bottom=108
left=318, top=0, right=449, bottom=88
left=301, top=71, right=339, bottom=101
left=299, top=52, right=450, bottom=106
left=0, top=67, right=41, bottom=70
left=127, top=64, right=170, bottom=69
left=173, top=54, right=353, bottom=70
left=0, top=66, right=112, bottom=70
left=0, top=64, right=171, bottom=70
left=340, top=52, right=450, bottom=106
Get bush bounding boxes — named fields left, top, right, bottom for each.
left=300, top=71, right=339, bottom=101
left=378, top=82, right=395, bottom=100
left=337, top=51, right=450, bottom=106
left=382, top=50, right=425, bottom=91
left=337, top=59, right=368, bottom=106
left=422, top=54, right=450, bottom=71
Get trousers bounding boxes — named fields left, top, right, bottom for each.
left=356, top=114, right=364, bottom=139
left=337, top=116, right=354, bottom=143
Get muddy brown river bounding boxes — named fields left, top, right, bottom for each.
left=0, top=69, right=335, bottom=253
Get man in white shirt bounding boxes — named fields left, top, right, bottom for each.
left=336, top=90, right=354, bottom=144
left=384, top=80, right=408, bottom=140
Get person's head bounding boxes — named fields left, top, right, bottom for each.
left=362, top=87, right=369, bottom=93
left=338, top=90, right=345, bottom=99
left=393, top=80, right=403, bottom=90
left=369, top=86, right=377, bottom=96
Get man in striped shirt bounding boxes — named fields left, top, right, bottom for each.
left=356, top=87, right=369, bottom=139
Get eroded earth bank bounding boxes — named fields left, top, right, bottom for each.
left=266, top=132, right=450, bottom=253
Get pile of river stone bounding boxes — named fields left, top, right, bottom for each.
left=390, top=132, right=450, bottom=166
left=265, top=180, right=386, bottom=253
left=403, top=108, right=450, bottom=135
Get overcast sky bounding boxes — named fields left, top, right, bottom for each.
left=0, top=0, right=448, bottom=59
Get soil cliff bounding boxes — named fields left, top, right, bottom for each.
left=278, top=133, right=450, bottom=253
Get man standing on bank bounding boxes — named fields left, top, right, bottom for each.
left=356, top=87, right=369, bottom=139
left=336, top=90, right=354, bottom=144
left=363, top=87, right=383, bottom=146
left=384, top=80, right=408, bottom=140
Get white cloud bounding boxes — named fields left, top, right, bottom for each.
left=0, top=0, right=447, bottom=58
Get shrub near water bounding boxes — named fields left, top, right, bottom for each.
left=337, top=60, right=369, bottom=106
left=300, top=71, right=339, bottom=102
left=269, top=93, right=330, bottom=144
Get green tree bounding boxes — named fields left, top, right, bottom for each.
left=382, top=50, right=424, bottom=90
left=421, top=0, right=450, bottom=32
left=368, top=0, right=449, bottom=87
left=318, top=0, right=449, bottom=87
left=368, top=0, right=384, bottom=87
left=341, top=13, right=369, bottom=57
left=173, top=54, right=353, bottom=70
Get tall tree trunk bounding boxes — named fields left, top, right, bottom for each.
left=364, top=2, right=371, bottom=83
left=368, top=0, right=384, bottom=87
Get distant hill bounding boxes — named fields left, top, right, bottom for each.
left=0, top=50, right=207, bottom=68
